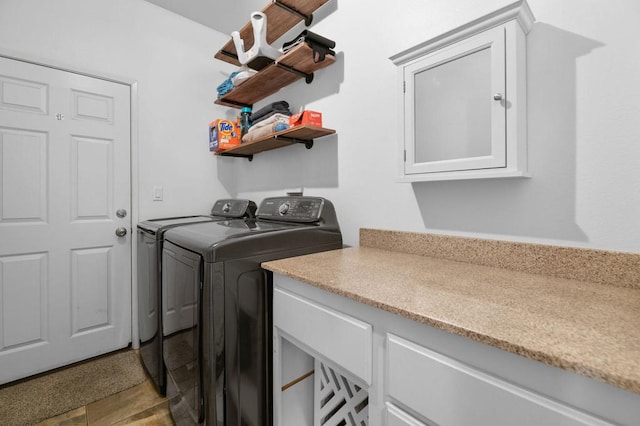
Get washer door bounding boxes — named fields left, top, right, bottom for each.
left=162, top=241, right=203, bottom=423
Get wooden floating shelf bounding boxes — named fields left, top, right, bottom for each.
left=216, top=125, right=335, bottom=159
left=213, top=0, right=337, bottom=161
left=214, top=0, right=331, bottom=67
left=215, top=43, right=335, bottom=109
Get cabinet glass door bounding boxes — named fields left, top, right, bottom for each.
left=404, top=25, right=506, bottom=175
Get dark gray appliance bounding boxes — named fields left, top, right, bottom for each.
left=136, top=199, right=256, bottom=395
left=161, top=196, right=342, bottom=425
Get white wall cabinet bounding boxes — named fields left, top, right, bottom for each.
left=390, top=1, right=534, bottom=181
left=272, top=274, right=640, bottom=426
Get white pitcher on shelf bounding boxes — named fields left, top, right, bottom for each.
left=232, top=12, right=282, bottom=65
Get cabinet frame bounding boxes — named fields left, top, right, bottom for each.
left=391, top=0, right=534, bottom=182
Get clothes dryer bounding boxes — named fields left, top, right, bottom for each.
left=162, top=196, right=342, bottom=425
left=136, top=199, right=256, bottom=395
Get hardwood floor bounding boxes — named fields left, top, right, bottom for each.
left=35, top=380, right=174, bottom=426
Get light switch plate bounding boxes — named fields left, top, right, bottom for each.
left=153, top=185, right=163, bottom=201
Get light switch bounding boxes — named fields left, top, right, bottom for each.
left=153, top=186, right=163, bottom=201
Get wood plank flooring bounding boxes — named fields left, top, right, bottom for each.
left=35, top=380, right=174, bottom=426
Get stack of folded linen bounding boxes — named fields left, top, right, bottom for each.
left=216, top=68, right=258, bottom=98
left=242, top=113, right=290, bottom=143
left=251, top=101, right=292, bottom=125
left=282, top=30, right=336, bottom=63
left=216, top=71, right=240, bottom=98
left=231, top=68, right=258, bottom=87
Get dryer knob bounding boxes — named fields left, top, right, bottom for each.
left=278, top=202, right=290, bottom=215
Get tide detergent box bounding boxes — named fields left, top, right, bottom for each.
left=209, top=119, right=240, bottom=152
left=289, top=110, right=322, bottom=128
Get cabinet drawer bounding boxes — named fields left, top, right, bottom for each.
left=387, top=334, right=611, bottom=426
left=273, top=288, right=372, bottom=384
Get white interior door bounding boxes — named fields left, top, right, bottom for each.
left=0, top=56, right=131, bottom=384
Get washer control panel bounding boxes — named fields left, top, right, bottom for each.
left=257, top=197, right=324, bottom=222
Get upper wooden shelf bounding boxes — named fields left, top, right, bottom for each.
left=216, top=125, right=335, bottom=160
left=214, top=43, right=335, bottom=108
left=214, top=0, right=331, bottom=67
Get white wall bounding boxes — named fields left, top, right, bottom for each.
left=2, top=0, right=638, bottom=253
left=223, top=0, right=640, bottom=253
left=0, top=0, right=235, bottom=220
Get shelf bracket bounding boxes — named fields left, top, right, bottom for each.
left=216, top=98, right=252, bottom=109
left=272, top=0, right=313, bottom=26
left=274, top=135, right=314, bottom=149
left=217, top=49, right=239, bottom=61
left=219, top=152, right=254, bottom=161
left=275, top=62, right=314, bottom=84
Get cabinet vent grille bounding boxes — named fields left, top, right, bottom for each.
left=315, top=360, right=368, bottom=426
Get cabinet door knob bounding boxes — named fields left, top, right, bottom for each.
left=493, top=93, right=503, bottom=101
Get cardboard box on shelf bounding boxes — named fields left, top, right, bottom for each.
left=209, top=119, right=241, bottom=152
left=289, top=110, right=322, bottom=128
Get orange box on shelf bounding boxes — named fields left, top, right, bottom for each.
left=209, top=119, right=240, bottom=152
left=289, top=110, right=322, bottom=128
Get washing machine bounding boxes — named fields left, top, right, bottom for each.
left=161, top=196, right=342, bottom=425
left=136, top=199, right=256, bottom=395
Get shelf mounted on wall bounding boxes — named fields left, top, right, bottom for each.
left=212, top=0, right=337, bottom=161
left=214, top=0, right=331, bottom=66
left=214, top=43, right=334, bottom=109
left=215, top=125, right=334, bottom=161
left=273, top=0, right=315, bottom=26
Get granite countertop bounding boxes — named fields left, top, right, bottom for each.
left=263, top=229, right=640, bottom=395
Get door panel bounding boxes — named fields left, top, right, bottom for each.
left=0, top=127, right=48, bottom=222
left=71, top=89, right=114, bottom=123
left=70, top=246, right=112, bottom=335
left=0, top=56, right=131, bottom=384
left=0, top=253, right=48, bottom=351
left=71, top=135, right=113, bottom=220
left=0, top=74, right=48, bottom=114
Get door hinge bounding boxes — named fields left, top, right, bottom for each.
left=404, top=150, right=406, bottom=162
left=403, top=81, right=406, bottom=93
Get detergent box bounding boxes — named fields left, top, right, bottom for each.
left=209, top=119, right=241, bottom=152
left=289, top=110, right=322, bottom=128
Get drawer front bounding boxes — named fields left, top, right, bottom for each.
left=387, top=334, right=612, bottom=426
left=274, top=288, right=372, bottom=384
left=387, top=403, right=428, bottom=426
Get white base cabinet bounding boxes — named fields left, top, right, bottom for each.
left=272, top=274, right=640, bottom=426
left=387, top=334, right=612, bottom=426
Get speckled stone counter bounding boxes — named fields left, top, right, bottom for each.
left=263, top=229, right=640, bottom=394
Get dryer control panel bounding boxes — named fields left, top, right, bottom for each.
left=211, top=199, right=257, bottom=218
left=257, top=197, right=325, bottom=223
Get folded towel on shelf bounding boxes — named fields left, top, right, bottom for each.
left=251, top=101, right=292, bottom=124
left=248, top=113, right=290, bottom=131
left=282, top=30, right=336, bottom=62
left=242, top=121, right=289, bottom=143
left=231, top=68, right=258, bottom=87
left=216, top=71, right=240, bottom=97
